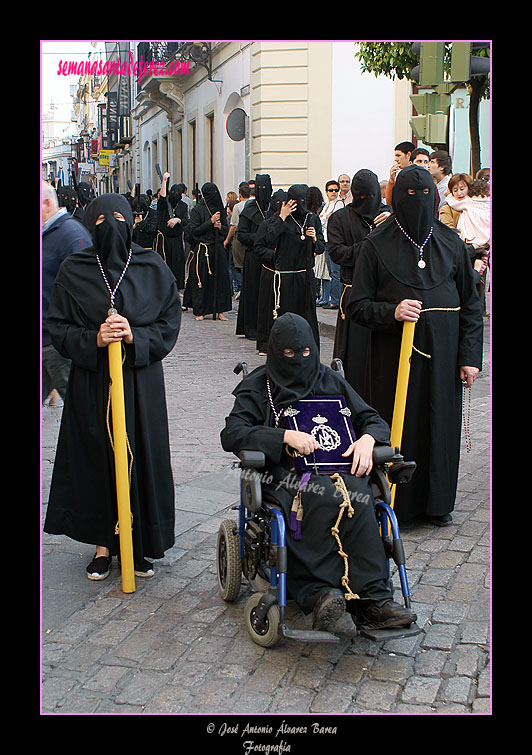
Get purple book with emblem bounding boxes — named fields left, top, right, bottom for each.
left=281, top=395, right=356, bottom=474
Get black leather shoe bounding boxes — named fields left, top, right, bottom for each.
left=353, top=599, right=417, bottom=630
left=312, top=588, right=345, bottom=631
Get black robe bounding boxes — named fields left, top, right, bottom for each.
left=154, top=196, right=188, bottom=288
left=132, top=208, right=157, bottom=250
left=254, top=213, right=325, bottom=353
left=220, top=361, right=393, bottom=614
left=327, top=205, right=380, bottom=400
left=235, top=199, right=267, bottom=340
left=345, top=216, right=483, bottom=523
left=182, top=202, right=232, bottom=316
left=44, top=234, right=181, bottom=561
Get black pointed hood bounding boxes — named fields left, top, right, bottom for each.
left=255, top=174, right=273, bottom=213
left=365, top=165, right=458, bottom=290
left=392, top=164, right=438, bottom=245
left=266, top=313, right=321, bottom=409
left=350, top=169, right=382, bottom=221
left=168, top=184, right=182, bottom=208
left=287, top=184, right=309, bottom=222
left=201, top=182, right=225, bottom=216
left=85, top=193, right=133, bottom=270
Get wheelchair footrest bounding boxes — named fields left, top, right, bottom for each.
left=358, top=622, right=421, bottom=642
left=281, top=625, right=340, bottom=643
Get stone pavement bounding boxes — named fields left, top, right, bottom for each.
left=41, top=298, right=491, bottom=721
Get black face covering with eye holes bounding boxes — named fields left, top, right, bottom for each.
left=287, top=184, right=309, bottom=222
left=392, top=164, right=438, bottom=245
left=53, top=191, right=179, bottom=325
left=255, top=173, right=273, bottom=214
left=350, top=169, right=383, bottom=222
left=265, top=313, right=321, bottom=410
left=364, top=164, right=456, bottom=290
left=84, top=193, right=135, bottom=307
left=200, top=182, right=225, bottom=216
left=167, top=184, right=182, bottom=208
left=269, top=189, right=288, bottom=216
left=85, top=193, right=133, bottom=263
left=132, top=195, right=150, bottom=216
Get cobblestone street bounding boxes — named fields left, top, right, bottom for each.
left=41, top=301, right=491, bottom=723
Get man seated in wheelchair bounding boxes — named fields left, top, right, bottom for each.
left=220, top=313, right=417, bottom=633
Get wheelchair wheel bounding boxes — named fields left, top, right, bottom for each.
left=244, top=593, right=282, bottom=648
left=217, top=520, right=241, bottom=602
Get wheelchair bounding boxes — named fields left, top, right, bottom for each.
left=216, top=359, right=420, bottom=648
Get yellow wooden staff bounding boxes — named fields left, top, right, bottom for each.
left=108, top=340, right=136, bottom=593
left=389, top=320, right=416, bottom=508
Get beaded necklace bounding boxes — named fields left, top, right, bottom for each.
left=290, top=213, right=310, bottom=240
left=394, top=218, right=433, bottom=269
left=96, top=248, right=133, bottom=315
left=266, top=378, right=283, bottom=427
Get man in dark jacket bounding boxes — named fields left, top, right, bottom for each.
left=42, top=180, right=92, bottom=403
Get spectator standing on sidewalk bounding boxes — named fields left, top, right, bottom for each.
left=428, top=150, right=453, bottom=210
left=42, top=180, right=92, bottom=405
left=323, top=174, right=352, bottom=309
left=384, top=141, right=415, bottom=205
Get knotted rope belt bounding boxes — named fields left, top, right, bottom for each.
left=339, top=283, right=352, bottom=320
left=411, top=306, right=461, bottom=358
left=154, top=230, right=166, bottom=262
left=262, top=264, right=306, bottom=320
left=185, top=243, right=212, bottom=289
left=289, top=472, right=360, bottom=603
left=330, top=473, right=360, bottom=602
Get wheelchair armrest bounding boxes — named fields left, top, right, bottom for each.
left=372, top=445, right=397, bottom=466
left=372, top=445, right=416, bottom=485
left=238, top=450, right=266, bottom=469
left=239, top=452, right=265, bottom=514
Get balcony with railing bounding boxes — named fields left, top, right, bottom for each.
left=135, top=41, right=217, bottom=96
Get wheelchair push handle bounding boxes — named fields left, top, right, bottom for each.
left=330, top=358, right=345, bottom=378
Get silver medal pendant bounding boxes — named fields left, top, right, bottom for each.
left=301, top=234, right=305, bottom=241
left=108, top=307, right=118, bottom=316
left=418, top=259, right=426, bottom=269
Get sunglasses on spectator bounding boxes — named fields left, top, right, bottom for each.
left=327, top=188, right=339, bottom=192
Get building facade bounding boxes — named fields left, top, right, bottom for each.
left=59, top=40, right=490, bottom=200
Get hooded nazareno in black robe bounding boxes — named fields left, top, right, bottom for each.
left=44, top=194, right=181, bottom=561
left=182, top=182, right=232, bottom=317
left=154, top=184, right=189, bottom=288
left=254, top=185, right=325, bottom=354
left=345, top=165, right=483, bottom=523
left=220, top=313, right=394, bottom=614
left=327, top=169, right=391, bottom=401
left=235, top=174, right=272, bottom=340
left=132, top=194, right=157, bottom=250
